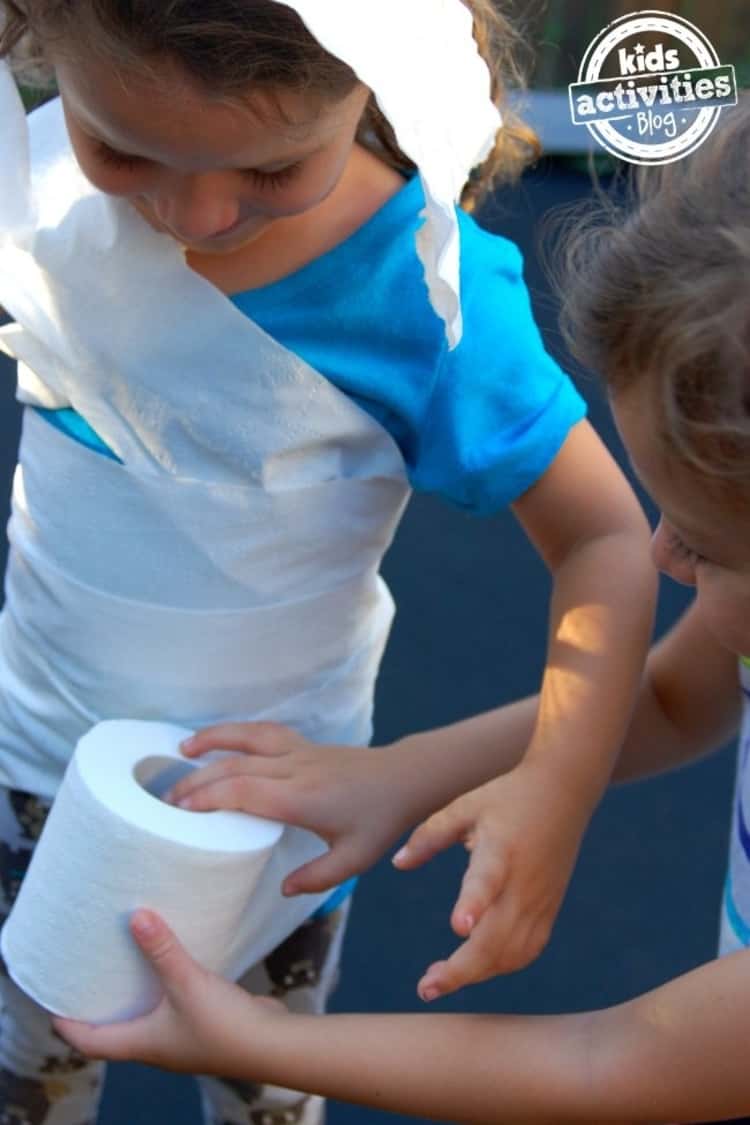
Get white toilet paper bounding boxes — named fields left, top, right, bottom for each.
left=0, top=720, right=285, bottom=1022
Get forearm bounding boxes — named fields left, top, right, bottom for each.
left=524, top=526, right=656, bottom=812
left=228, top=1006, right=605, bottom=1125
left=388, top=601, right=739, bottom=822
left=384, top=696, right=536, bottom=822
left=584, top=949, right=750, bottom=1122
left=611, top=602, right=740, bottom=781
left=383, top=526, right=655, bottom=820
left=221, top=948, right=750, bottom=1125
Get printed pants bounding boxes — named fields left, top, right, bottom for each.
left=0, top=788, right=348, bottom=1125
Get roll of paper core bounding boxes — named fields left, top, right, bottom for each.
left=0, top=720, right=284, bottom=1022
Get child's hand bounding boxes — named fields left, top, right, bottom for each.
left=53, top=910, right=286, bottom=1074
left=393, top=761, right=587, bottom=1000
left=170, top=722, right=415, bottom=895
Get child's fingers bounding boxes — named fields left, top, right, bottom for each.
left=172, top=775, right=297, bottom=824
left=416, top=959, right=452, bottom=1003
left=392, top=805, right=468, bottom=870
left=450, top=839, right=510, bottom=937
left=129, top=910, right=201, bottom=997
left=282, top=841, right=361, bottom=896
left=418, top=909, right=513, bottom=999
left=166, top=755, right=287, bottom=806
left=52, top=911, right=196, bottom=1061
left=181, top=722, right=302, bottom=759
left=416, top=931, right=500, bottom=1000
left=52, top=1013, right=156, bottom=1062
left=418, top=906, right=548, bottom=1000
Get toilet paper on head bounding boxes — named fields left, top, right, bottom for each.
left=0, top=720, right=286, bottom=1023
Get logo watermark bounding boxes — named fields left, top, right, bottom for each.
left=569, top=10, right=737, bottom=165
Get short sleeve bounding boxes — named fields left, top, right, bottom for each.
left=410, top=227, right=586, bottom=515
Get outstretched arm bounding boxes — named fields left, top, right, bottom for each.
left=393, top=419, right=658, bottom=997
left=396, top=596, right=740, bottom=997
left=56, top=910, right=750, bottom=1125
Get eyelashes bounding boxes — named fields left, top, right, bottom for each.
left=240, top=162, right=303, bottom=191
left=94, top=142, right=304, bottom=191
left=95, top=143, right=144, bottom=171
left=665, top=527, right=707, bottom=566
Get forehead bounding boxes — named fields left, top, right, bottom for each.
left=55, top=53, right=355, bottom=168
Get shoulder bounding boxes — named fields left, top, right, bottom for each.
left=453, top=211, right=534, bottom=345
left=411, top=210, right=587, bottom=514
left=456, top=208, right=526, bottom=282
left=336, top=182, right=530, bottom=371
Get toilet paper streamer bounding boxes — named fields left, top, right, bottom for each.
left=287, top=0, right=502, bottom=348
left=0, top=720, right=292, bottom=1023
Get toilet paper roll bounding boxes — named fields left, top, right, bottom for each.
left=0, top=719, right=285, bottom=1022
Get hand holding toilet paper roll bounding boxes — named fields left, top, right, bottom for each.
left=0, top=720, right=291, bottom=1023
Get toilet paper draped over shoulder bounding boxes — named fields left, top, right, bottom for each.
left=290, top=0, right=502, bottom=347
left=0, top=0, right=502, bottom=348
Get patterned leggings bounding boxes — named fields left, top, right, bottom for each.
left=0, top=787, right=349, bottom=1125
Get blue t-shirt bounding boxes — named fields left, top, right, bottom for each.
left=38, top=176, right=585, bottom=513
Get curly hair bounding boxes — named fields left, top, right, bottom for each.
left=0, top=0, right=540, bottom=211
left=557, top=101, right=750, bottom=484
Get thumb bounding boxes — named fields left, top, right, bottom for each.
left=282, top=843, right=360, bottom=896
left=130, top=910, right=199, bottom=996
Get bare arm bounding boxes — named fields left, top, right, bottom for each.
left=510, top=417, right=657, bottom=807
left=240, top=946, right=750, bottom=1124
left=170, top=582, right=738, bottom=918
left=60, top=911, right=750, bottom=1125
left=387, top=421, right=659, bottom=994
left=611, top=599, right=740, bottom=780
left=204, top=945, right=750, bottom=1123
left=392, top=597, right=738, bottom=794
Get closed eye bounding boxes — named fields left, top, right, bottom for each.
left=95, top=143, right=303, bottom=191
left=240, top=162, right=303, bottom=191
left=95, top=142, right=147, bottom=171
left=665, top=528, right=708, bottom=566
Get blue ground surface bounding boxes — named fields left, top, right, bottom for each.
left=0, top=159, right=742, bottom=1124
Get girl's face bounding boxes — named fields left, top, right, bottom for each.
left=614, top=384, right=750, bottom=656
left=55, top=54, right=370, bottom=254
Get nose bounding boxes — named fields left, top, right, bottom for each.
left=150, top=173, right=243, bottom=242
left=650, top=517, right=696, bottom=586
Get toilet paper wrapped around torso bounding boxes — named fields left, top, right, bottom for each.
left=2, top=720, right=289, bottom=1022
left=0, top=71, right=411, bottom=994
left=0, top=0, right=503, bottom=1015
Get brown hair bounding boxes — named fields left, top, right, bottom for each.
left=558, top=101, right=750, bottom=483
left=0, top=0, right=540, bottom=209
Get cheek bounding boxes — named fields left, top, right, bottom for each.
left=262, top=151, right=351, bottom=219
left=695, top=574, right=750, bottom=654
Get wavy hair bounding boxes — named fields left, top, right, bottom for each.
left=557, top=102, right=750, bottom=483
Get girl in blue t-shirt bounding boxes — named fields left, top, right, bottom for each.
left=62, top=100, right=750, bottom=1125
left=0, top=2, right=654, bottom=1123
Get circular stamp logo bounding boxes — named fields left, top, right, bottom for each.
left=569, top=10, right=737, bottom=165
